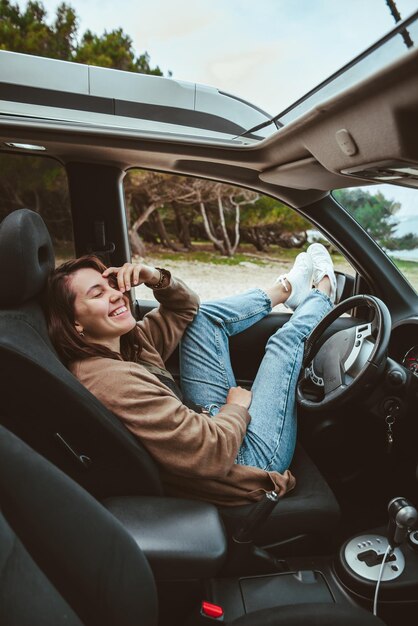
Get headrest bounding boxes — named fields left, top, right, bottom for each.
left=0, top=209, right=55, bottom=307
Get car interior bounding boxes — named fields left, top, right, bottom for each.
left=1, top=10, right=418, bottom=626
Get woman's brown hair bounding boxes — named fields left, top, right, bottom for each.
left=45, top=255, right=141, bottom=366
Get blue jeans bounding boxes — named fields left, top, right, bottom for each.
left=179, top=289, right=333, bottom=473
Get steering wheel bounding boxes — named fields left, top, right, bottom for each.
left=297, top=295, right=391, bottom=411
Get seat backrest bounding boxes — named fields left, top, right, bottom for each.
left=0, top=425, right=158, bottom=626
left=0, top=426, right=386, bottom=626
left=0, top=209, right=163, bottom=497
left=0, top=511, right=84, bottom=626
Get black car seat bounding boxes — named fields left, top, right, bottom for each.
left=0, top=425, right=385, bottom=626
left=0, top=208, right=162, bottom=499
left=0, top=209, right=339, bottom=547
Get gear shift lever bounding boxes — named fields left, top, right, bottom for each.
left=339, top=497, right=418, bottom=617
left=342, top=497, right=417, bottom=583
left=387, top=497, right=418, bottom=551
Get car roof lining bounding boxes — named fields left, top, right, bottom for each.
left=0, top=47, right=417, bottom=208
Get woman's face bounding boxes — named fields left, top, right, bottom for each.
left=71, top=268, right=136, bottom=351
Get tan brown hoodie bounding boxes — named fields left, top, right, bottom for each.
left=70, top=277, right=295, bottom=506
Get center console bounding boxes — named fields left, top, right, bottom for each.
left=219, top=496, right=418, bottom=623
left=200, top=532, right=418, bottom=624
left=103, top=494, right=418, bottom=625
left=337, top=529, right=418, bottom=603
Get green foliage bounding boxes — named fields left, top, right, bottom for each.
left=0, top=153, right=73, bottom=243
left=75, top=28, right=162, bottom=75
left=241, top=195, right=311, bottom=231
left=389, top=232, right=418, bottom=251
left=0, top=0, right=162, bottom=74
left=0, top=1, right=78, bottom=59
left=52, top=2, right=78, bottom=60
left=334, top=188, right=418, bottom=250
left=0, top=0, right=163, bottom=248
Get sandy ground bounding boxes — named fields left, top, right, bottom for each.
left=134, top=257, right=355, bottom=310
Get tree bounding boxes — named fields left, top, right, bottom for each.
left=52, top=2, right=78, bottom=60
left=124, top=170, right=315, bottom=256
left=195, top=181, right=258, bottom=256
left=0, top=154, right=72, bottom=242
left=334, top=188, right=418, bottom=250
left=124, top=172, right=260, bottom=257
left=0, top=0, right=163, bottom=247
left=0, top=0, right=162, bottom=74
left=0, top=1, right=78, bottom=59
left=124, top=171, right=183, bottom=255
left=240, top=195, right=311, bottom=251
left=75, top=29, right=162, bottom=75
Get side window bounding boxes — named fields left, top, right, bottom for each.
left=124, top=170, right=354, bottom=307
left=0, top=153, right=74, bottom=263
left=334, top=185, right=418, bottom=294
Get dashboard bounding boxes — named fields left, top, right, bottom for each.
left=390, top=321, right=418, bottom=378
left=403, top=346, right=418, bottom=376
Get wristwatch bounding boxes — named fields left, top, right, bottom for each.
left=144, top=268, right=171, bottom=289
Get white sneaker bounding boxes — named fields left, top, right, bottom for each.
left=277, top=252, right=313, bottom=310
left=307, top=243, right=337, bottom=303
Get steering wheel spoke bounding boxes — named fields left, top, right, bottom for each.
left=298, top=295, right=391, bottom=411
left=343, top=322, right=374, bottom=376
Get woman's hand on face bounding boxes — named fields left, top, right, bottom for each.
left=226, top=386, right=252, bottom=410
left=102, top=263, right=160, bottom=292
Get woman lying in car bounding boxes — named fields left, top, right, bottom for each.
left=45, top=244, right=335, bottom=506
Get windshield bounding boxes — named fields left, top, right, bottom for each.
left=333, top=184, right=418, bottom=294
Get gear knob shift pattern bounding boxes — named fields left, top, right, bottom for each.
left=387, top=497, right=418, bottom=550
left=342, top=496, right=418, bottom=583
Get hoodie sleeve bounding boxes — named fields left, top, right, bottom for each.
left=76, top=358, right=250, bottom=480
left=137, top=275, right=200, bottom=362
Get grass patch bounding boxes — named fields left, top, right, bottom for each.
left=390, top=256, right=418, bottom=292
left=389, top=257, right=418, bottom=271
left=143, top=244, right=350, bottom=268
left=144, top=250, right=267, bottom=266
